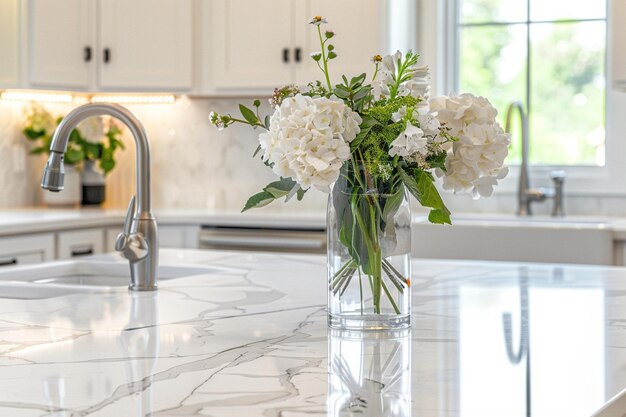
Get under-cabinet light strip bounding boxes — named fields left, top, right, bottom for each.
left=90, top=94, right=176, bottom=104
left=0, top=91, right=74, bottom=103
left=0, top=90, right=177, bottom=105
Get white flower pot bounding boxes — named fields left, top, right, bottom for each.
left=42, top=165, right=81, bottom=207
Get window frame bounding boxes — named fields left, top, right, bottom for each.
left=433, top=0, right=626, bottom=197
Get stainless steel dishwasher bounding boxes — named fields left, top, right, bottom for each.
left=198, top=225, right=327, bottom=254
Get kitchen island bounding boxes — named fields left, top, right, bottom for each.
left=0, top=249, right=624, bottom=416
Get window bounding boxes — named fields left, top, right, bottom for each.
left=456, top=0, right=607, bottom=167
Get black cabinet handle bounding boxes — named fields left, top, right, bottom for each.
left=282, top=47, right=290, bottom=63
left=0, top=258, right=17, bottom=267
left=103, top=48, right=111, bottom=63
left=71, top=248, right=94, bottom=257
left=84, top=46, right=92, bottom=62
left=295, top=47, right=302, bottom=63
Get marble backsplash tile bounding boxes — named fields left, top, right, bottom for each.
left=2, top=97, right=626, bottom=218
left=0, top=97, right=328, bottom=213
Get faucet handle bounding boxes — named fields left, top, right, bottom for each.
left=550, top=170, right=566, bottom=183
left=115, top=196, right=148, bottom=261
left=115, top=196, right=136, bottom=251
left=550, top=170, right=566, bottom=217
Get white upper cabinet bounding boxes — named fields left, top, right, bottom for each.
left=208, top=0, right=294, bottom=91
left=294, top=0, right=383, bottom=86
left=0, top=0, right=21, bottom=88
left=28, top=0, right=94, bottom=90
left=98, top=0, right=193, bottom=91
left=22, top=0, right=193, bottom=92
left=201, top=0, right=385, bottom=95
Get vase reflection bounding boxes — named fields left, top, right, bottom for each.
left=328, top=329, right=411, bottom=417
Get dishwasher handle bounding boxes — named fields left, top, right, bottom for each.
left=199, top=234, right=325, bottom=250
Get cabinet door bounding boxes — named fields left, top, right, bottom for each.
left=208, top=0, right=294, bottom=92
left=28, top=0, right=93, bottom=89
left=0, top=234, right=55, bottom=267
left=57, top=229, right=104, bottom=260
left=294, top=0, right=383, bottom=86
left=98, top=0, right=193, bottom=91
left=0, top=0, right=20, bottom=88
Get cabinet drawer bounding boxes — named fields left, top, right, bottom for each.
left=0, top=233, right=55, bottom=267
left=0, top=252, right=44, bottom=268
left=57, top=229, right=105, bottom=260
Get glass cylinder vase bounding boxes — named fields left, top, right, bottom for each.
left=327, top=161, right=412, bottom=330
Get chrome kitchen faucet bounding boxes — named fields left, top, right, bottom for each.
left=505, top=101, right=565, bottom=217
left=41, top=103, right=158, bottom=291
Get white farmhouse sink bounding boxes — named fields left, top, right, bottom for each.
left=0, top=260, right=221, bottom=299
left=413, top=214, right=613, bottom=265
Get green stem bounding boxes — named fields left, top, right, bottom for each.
left=381, top=280, right=401, bottom=314
left=358, top=268, right=364, bottom=315
left=317, top=26, right=332, bottom=92
left=383, top=258, right=409, bottom=285
left=229, top=117, right=265, bottom=128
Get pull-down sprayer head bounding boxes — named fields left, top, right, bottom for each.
left=41, top=151, right=65, bottom=192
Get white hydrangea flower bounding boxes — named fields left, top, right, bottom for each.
left=430, top=94, right=510, bottom=199
left=389, top=121, right=428, bottom=158
left=430, top=93, right=498, bottom=136
left=258, top=94, right=362, bottom=193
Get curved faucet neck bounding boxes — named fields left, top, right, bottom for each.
left=49, top=103, right=152, bottom=215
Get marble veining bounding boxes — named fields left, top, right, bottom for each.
left=0, top=250, right=625, bottom=416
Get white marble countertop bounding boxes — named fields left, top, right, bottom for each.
left=0, top=249, right=625, bottom=416
left=4, top=207, right=626, bottom=237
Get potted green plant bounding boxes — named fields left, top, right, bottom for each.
left=23, top=104, right=125, bottom=206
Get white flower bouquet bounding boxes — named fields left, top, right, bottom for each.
left=210, top=16, right=509, bottom=326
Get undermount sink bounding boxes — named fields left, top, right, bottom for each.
left=412, top=213, right=613, bottom=265
left=0, top=260, right=223, bottom=299
left=449, top=214, right=608, bottom=227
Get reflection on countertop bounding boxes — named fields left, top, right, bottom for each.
left=0, top=249, right=625, bottom=415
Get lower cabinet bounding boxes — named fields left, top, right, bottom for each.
left=57, top=229, right=105, bottom=260
left=0, top=224, right=200, bottom=267
left=0, top=233, right=55, bottom=268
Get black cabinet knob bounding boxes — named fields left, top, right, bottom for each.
left=103, top=48, right=111, bottom=63
left=84, top=46, right=92, bottom=62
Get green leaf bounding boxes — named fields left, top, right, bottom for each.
left=264, top=115, right=271, bottom=129
left=65, top=148, right=85, bottom=165
left=253, top=144, right=262, bottom=158
left=242, top=191, right=276, bottom=212
left=239, top=104, right=259, bottom=125
left=296, top=187, right=307, bottom=201
left=350, top=73, right=366, bottom=87
left=29, top=147, right=48, bottom=155
left=382, top=186, right=404, bottom=222
left=399, top=166, right=451, bottom=224
left=350, top=115, right=379, bottom=149
left=23, top=128, right=45, bottom=140
left=428, top=209, right=450, bottom=224
left=264, top=177, right=297, bottom=198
